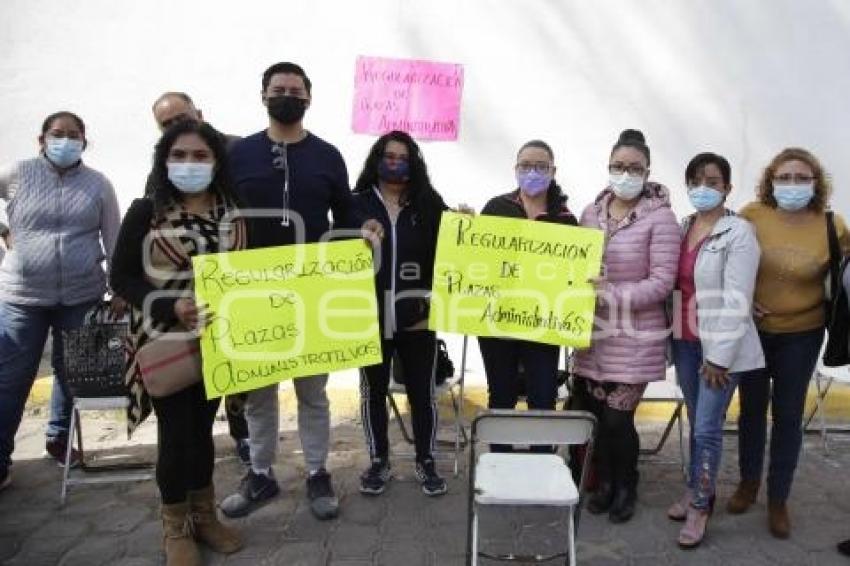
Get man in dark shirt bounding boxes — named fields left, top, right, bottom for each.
left=221, top=62, right=379, bottom=520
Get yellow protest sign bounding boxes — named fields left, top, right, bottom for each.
left=428, top=212, right=604, bottom=347
left=192, top=240, right=382, bottom=398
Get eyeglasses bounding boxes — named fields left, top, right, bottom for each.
left=516, top=162, right=552, bottom=174
left=609, top=163, right=647, bottom=176
left=773, top=173, right=815, bottom=185
left=383, top=152, right=409, bottom=163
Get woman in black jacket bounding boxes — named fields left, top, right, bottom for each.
left=478, top=140, right=578, bottom=450
left=353, top=130, right=450, bottom=497
left=110, top=121, right=243, bottom=565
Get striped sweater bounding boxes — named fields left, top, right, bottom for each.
left=0, top=156, right=121, bottom=306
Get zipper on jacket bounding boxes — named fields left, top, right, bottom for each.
left=374, top=187, right=399, bottom=333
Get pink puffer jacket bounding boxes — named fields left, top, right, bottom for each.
left=572, top=182, right=681, bottom=384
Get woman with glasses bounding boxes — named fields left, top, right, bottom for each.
left=665, top=153, right=763, bottom=548
left=0, top=111, right=122, bottom=491
left=352, top=131, right=451, bottom=497
left=478, top=140, right=578, bottom=446
left=570, top=129, right=680, bottom=523
left=727, top=148, right=850, bottom=539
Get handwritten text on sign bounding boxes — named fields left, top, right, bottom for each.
left=428, top=213, right=604, bottom=348
left=352, top=55, right=464, bottom=141
left=192, top=240, right=382, bottom=398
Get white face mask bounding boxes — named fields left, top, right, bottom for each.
left=167, top=162, right=214, bottom=193
left=609, top=172, right=644, bottom=200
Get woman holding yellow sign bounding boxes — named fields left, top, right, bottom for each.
left=353, top=130, right=450, bottom=497
left=570, top=129, right=680, bottom=524
left=111, top=121, right=244, bottom=565
left=478, top=139, right=578, bottom=447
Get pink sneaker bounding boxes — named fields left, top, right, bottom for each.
left=678, top=506, right=709, bottom=548
left=667, top=490, right=691, bottom=521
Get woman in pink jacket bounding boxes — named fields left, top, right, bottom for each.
left=570, top=129, right=681, bottom=523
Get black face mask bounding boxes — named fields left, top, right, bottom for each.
left=267, top=95, right=307, bottom=125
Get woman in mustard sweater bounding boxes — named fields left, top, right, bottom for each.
left=729, top=147, right=850, bottom=539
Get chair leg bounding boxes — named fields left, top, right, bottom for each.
left=567, top=507, right=576, bottom=566
left=388, top=394, right=414, bottom=444
left=470, top=512, right=479, bottom=566
left=815, top=372, right=829, bottom=453
left=60, top=406, right=79, bottom=504
left=676, top=402, right=687, bottom=479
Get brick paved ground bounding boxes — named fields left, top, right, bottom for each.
left=2, top=382, right=850, bottom=565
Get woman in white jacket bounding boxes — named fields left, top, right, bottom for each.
left=666, top=153, right=764, bottom=547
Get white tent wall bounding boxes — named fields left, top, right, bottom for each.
left=2, top=0, right=848, bottom=377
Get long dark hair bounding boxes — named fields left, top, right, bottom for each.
left=353, top=130, right=445, bottom=226
left=149, top=121, right=237, bottom=212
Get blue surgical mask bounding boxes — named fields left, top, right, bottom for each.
left=773, top=183, right=814, bottom=211
left=167, top=162, right=214, bottom=193
left=609, top=172, right=644, bottom=200
left=44, top=136, right=84, bottom=168
left=517, top=170, right=551, bottom=196
left=688, top=185, right=724, bottom=212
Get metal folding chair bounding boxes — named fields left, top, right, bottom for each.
left=387, top=335, right=469, bottom=476
left=466, top=409, right=597, bottom=566
left=639, top=369, right=687, bottom=477
left=60, top=396, right=154, bottom=504
left=803, top=362, right=850, bottom=452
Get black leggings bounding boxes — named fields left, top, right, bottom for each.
left=150, top=382, right=221, bottom=504
left=360, top=330, right=438, bottom=462
left=568, top=376, right=640, bottom=489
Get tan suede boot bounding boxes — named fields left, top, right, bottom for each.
left=726, top=479, right=760, bottom=514
left=768, top=500, right=791, bottom=539
left=189, top=485, right=243, bottom=554
left=161, top=502, right=201, bottom=566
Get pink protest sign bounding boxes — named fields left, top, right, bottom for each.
left=352, top=55, right=464, bottom=141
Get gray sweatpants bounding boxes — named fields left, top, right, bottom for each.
left=244, top=374, right=330, bottom=473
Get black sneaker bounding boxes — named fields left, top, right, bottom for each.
left=307, top=468, right=339, bottom=520
left=220, top=469, right=280, bottom=518
left=235, top=438, right=251, bottom=467
left=415, top=458, right=447, bottom=497
left=359, top=458, right=391, bottom=496
left=0, top=466, right=10, bottom=492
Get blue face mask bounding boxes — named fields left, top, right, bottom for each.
left=167, top=162, right=214, bottom=193
left=517, top=170, right=551, bottom=196
left=773, top=183, right=814, bottom=211
left=44, top=136, right=84, bottom=168
left=688, top=185, right=724, bottom=212
left=377, top=160, right=410, bottom=184
left=609, top=172, right=644, bottom=200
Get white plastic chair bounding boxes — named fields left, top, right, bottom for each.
left=466, top=409, right=596, bottom=566
left=803, top=362, right=850, bottom=452
left=387, top=335, right=468, bottom=476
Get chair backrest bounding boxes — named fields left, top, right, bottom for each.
left=472, top=409, right=596, bottom=447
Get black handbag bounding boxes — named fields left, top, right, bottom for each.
left=62, top=303, right=129, bottom=397
left=823, top=211, right=849, bottom=367
left=392, top=338, right=454, bottom=386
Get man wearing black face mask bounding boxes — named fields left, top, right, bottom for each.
left=222, top=62, right=381, bottom=521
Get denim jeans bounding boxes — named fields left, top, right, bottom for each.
left=0, top=300, right=96, bottom=469
left=737, top=328, right=824, bottom=502
left=672, top=339, right=743, bottom=509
